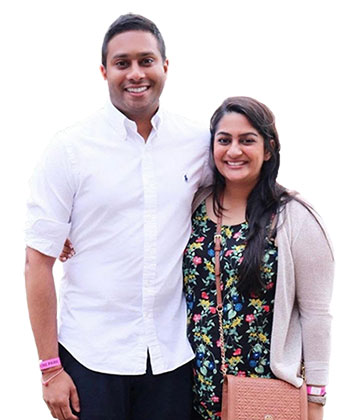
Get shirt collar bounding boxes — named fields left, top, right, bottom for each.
left=104, top=99, right=163, bottom=139
left=151, top=108, right=162, bottom=131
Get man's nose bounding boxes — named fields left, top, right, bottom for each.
left=127, top=63, right=145, bottom=81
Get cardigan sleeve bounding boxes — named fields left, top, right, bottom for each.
left=290, top=203, right=334, bottom=385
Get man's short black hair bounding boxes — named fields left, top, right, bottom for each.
left=102, top=13, right=166, bottom=67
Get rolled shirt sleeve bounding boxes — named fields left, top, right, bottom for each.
left=25, top=133, right=76, bottom=257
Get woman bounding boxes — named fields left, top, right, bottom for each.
left=60, top=97, right=333, bottom=420
left=183, top=97, right=333, bottom=420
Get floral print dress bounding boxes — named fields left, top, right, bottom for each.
left=183, top=201, right=278, bottom=420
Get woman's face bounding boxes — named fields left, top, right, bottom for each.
left=213, top=112, right=271, bottom=189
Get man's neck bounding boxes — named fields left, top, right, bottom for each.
left=135, top=120, right=153, bottom=141
left=113, top=104, right=158, bottom=142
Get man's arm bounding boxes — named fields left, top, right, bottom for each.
left=25, top=246, right=80, bottom=420
left=25, top=247, right=58, bottom=359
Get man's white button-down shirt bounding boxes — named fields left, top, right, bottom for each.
left=25, top=101, right=211, bottom=375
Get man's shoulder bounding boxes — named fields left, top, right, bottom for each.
left=53, top=107, right=108, bottom=144
left=161, top=110, right=209, bottom=141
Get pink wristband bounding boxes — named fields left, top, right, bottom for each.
left=39, top=357, right=61, bottom=371
left=307, top=386, right=326, bottom=396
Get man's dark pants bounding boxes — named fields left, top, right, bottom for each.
left=60, top=344, right=193, bottom=420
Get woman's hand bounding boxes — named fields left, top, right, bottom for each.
left=308, top=402, right=324, bottom=420
left=59, top=239, right=75, bottom=262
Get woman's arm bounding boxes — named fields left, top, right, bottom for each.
left=59, top=238, right=75, bottom=261
left=290, top=202, right=334, bottom=414
left=308, top=401, right=324, bottom=420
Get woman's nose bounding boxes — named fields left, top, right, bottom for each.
left=227, top=143, right=243, bottom=157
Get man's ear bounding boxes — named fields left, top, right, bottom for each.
left=100, top=65, right=107, bottom=80
left=163, top=58, right=169, bottom=75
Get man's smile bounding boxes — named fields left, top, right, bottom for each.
left=125, top=85, right=150, bottom=94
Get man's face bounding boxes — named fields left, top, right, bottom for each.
left=100, top=30, right=168, bottom=123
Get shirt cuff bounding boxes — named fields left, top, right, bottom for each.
left=25, top=218, right=71, bottom=258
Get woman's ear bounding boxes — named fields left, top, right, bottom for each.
left=264, top=139, right=275, bottom=161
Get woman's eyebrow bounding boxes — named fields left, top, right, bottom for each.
left=215, top=131, right=259, bottom=137
left=215, top=131, right=231, bottom=136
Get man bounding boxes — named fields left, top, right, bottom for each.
left=25, top=14, right=210, bottom=420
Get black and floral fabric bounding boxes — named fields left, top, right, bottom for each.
left=183, top=201, right=278, bottom=420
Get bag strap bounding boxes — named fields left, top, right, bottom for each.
left=214, top=196, right=227, bottom=376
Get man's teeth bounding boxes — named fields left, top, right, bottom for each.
left=126, top=87, right=148, bottom=93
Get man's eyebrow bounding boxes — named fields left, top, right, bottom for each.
left=111, top=51, right=156, bottom=60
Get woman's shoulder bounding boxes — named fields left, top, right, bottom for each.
left=279, top=193, right=334, bottom=259
left=280, top=192, right=322, bottom=224
left=192, top=186, right=213, bottom=214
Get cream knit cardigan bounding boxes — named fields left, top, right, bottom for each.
left=192, top=188, right=334, bottom=389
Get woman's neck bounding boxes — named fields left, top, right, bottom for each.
left=223, top=182, right=250, bottom=203
left=206, top=182, right=254, bottom=226
left=222, top=187, right=247, bottom=225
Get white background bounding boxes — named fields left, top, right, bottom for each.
left=0, top=0, right=358, bottom=418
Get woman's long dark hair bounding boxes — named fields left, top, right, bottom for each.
left=210, top=96, right=293, bottom=293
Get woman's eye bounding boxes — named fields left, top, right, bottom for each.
left=217, top=138, right=230, bottom=145
left=240, top=138, right=255, bottom=145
